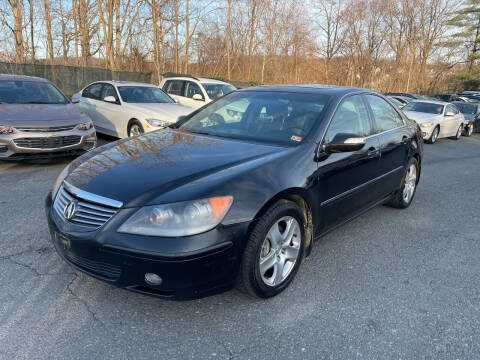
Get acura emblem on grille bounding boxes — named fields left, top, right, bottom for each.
left=64, top=200, right=78, bottom=220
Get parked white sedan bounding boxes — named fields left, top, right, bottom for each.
left=402, top=100, right=465, bottom=144
left=72, top=81, right=194, bottom=138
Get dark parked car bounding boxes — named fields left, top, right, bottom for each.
left=46, top=85, right=423, bottom=299
left=384, top=92, right=425, bottom=100
left=0, top=74, right=96, bottom=160
left=430, top=94, right=465, bottom=102
left=452, top=101, right=480, bottom=135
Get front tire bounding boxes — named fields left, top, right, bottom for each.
left=385, top=158, right=419, bottom=209
left=464, top=125, right=473, bottom=137
left=426, top=126, right=439, bottom=144
left=128, top=120, right=144, bottom=137
left=237, top=200, right=305, bottom=298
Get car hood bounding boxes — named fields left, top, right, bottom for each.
left=403, top=111, right=442, bottom=124
left=123, top=103, right=194, bottom=121
left=0, top=103, right=89, bottom=126
left=65, top=129, right=287, bottom=206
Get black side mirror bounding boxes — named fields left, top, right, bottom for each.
left=323, top=133, right=366, bottom=154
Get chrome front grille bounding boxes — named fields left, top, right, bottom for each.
left=14, top=135, right=81, bottom=149
left=16, top=125, right=77, bottom=132
left=53, top=184, right=121, bottom=230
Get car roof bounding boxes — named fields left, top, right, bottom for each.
left=0, top=74, right=49, bottom=82
left=239, top=84, right=371, bottom=97
left=94, top=80, right=157, bottom=87
left=162, top=76, right=231, bottom=85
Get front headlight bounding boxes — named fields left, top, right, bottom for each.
left=77, top=121, right=93, bottom=130
left=420, top=122, right=434, bottom=127
left=52, top=165, right=70, bottom=198
left=0, top=126, right=15, bottom=135
left=118, top=196, right=233, bottom=237
left=146, top=118, right=171, bottom=128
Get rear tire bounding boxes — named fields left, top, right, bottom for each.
left=128, top=120, right=144, bottom=137
left=385, top=157, right=419, bottom=209
left=237, top=200, right=305, bottom=298
left=450, top=124, right=462, bottom=140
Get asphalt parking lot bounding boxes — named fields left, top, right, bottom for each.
left=1, top=134, right=480, bottom=359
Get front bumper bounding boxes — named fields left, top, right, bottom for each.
left=45, top=192, right=251, bottom=300
left=0, top=128, right=96, bottom=160
left=420, top=126, right=434, bottom=140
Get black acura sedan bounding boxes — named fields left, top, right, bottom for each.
left=46, top=85, right=423, bottom=299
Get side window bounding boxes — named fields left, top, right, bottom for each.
left=184, top=81, right=203, bottom=99
left=101, top=84, right=119, bottom=103
left=162, top=80, right=171, bottom=92
left=325, top=95, right=372, bottom=143
left=82, top=83, right=103, bottom=100
left=165, top=80, right=184, bottom=96
left=445, top=105, right=455, bottom=115
left=365, top=95, right=404, bottom=133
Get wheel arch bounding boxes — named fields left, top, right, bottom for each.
left=252, top=188, right=315, bottom=258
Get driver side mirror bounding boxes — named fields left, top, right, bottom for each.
left=322, top=133, right=366, bottom=154
left=445, top=111, right=454, bottom=117
left=192, top=94, right=204, bottom=101
left=71, top=93, right=80, bottom=103
left=104, top=96, right=117, bottom=104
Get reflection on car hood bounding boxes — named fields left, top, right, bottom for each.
left=0, top=103, right=89, bottom=125
left=123, top=103, right=194, bottom=121
left=65, top=129, right=285, bottom=206
left=403, top=111, right=442, bottom=124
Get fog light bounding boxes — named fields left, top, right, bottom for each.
left=0, top=146, right=7, bottom=153
left=145, top=273, right=162, bottom=286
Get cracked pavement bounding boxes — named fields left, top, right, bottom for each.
left=1, top=134, right=480, bottom=359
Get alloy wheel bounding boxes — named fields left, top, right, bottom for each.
left=402, top=164, right=417, bottom=204
left=431, top=127, right=439, bottom=143
left=259, top=216, right=301, bottom=287
left=456, top=125, right=462, bottom=139
left=129, top=124, right=142, bottom=137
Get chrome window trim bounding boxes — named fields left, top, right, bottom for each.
left=63, top=181, right=123, bottom=208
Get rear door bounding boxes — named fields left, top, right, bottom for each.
left=79, top=83, right=104, bottom=130
left=364, top=94, right=409, bottom=197
left=162, top=80, right=186, bottom=105
left=95, top=83, right=123, bottom=136
left=317, top=94, right=381, bottom=228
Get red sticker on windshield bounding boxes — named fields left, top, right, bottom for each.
left=291, top=135, right=302, bottom=142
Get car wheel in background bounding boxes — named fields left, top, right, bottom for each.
left=464, top=125, right=473, bottom=137
left=426, top=126, right=439, bottom=144
left=450, top=125, right=462, bottom=140
left=237, top=200, right=305, bottom=298
left=128, top=120, right=144, bottom=137
left=385, top=157, right=419, bottom=209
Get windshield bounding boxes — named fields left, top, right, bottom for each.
left=0, top=80, right=69, bottom=104
left=403, top=102, right=444, bottom=115
left=178, top=91, right=330, bottom=145
left=454, top=103, right=477, bottom=115
left=118, top=86, right=174, bottom=103
left=202, top=83, right=236, bottom=100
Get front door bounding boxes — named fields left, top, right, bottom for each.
left=96, top=84, right=123, bottom=136
left=316, top=94, right=381, bottom=229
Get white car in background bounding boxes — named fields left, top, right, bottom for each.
left=402, top=100, right=465, bottom=144
left=72, top=81, right=193, bottom=138
left=160, top=76, right=236, bottom=109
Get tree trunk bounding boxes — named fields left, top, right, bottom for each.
left=44, top=0, right=54, bottom=64
left=174, top=0, right=179, bottom=73
left=28, top=0, right=35, bottom=62
left=183, top=0, right=189, bottom=73
left=115, top=0, right=120, bottom=64
left=247, top=0, right=256, bottom=80
left=72, top=0, right=79, bottom=65
left=8, top=0, right=25, bottom=63
left=226, top=0, right=231, bottom=79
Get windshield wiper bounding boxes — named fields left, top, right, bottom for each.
left=21, top=101, right=57, bottom=104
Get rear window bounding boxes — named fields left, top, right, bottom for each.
left=454, top=103, right=477, bottom=115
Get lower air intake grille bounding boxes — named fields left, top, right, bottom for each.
left=64, top=250, right=121, bottom=279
